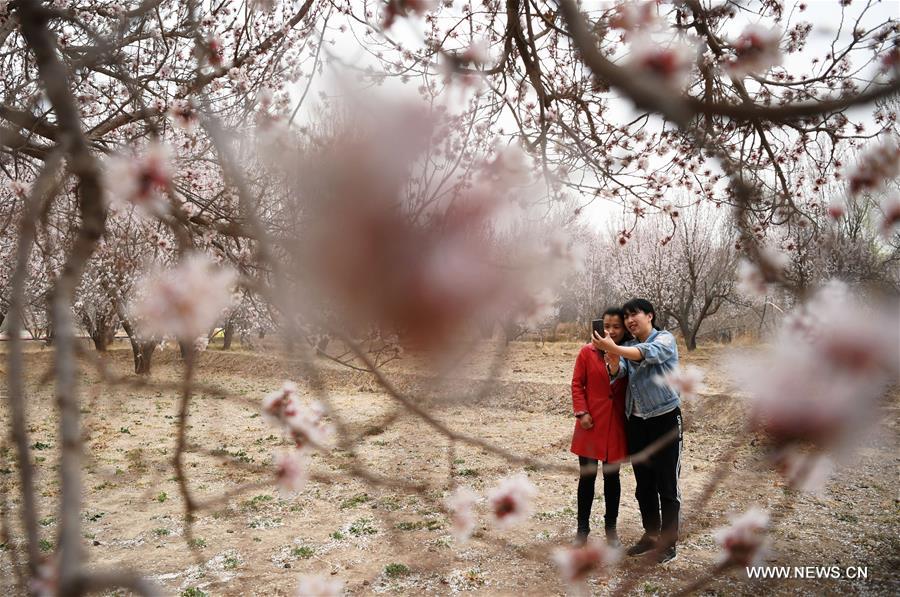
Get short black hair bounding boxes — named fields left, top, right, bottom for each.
left=622, top=298, right=659, bottom=330
left=602, top=306, right=625, bottom=321
left=601, top=307, right=634, bottom=343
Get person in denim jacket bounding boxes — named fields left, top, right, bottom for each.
left=592, top=298, right=682, bottom=565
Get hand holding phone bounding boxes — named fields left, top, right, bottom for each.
left=591, top=319, right=607, bottom=353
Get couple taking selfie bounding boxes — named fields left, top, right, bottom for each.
left=569, top=298, right=682, bottom=565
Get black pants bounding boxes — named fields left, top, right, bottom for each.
left=627, top=407, right=682, bottom=545
left=577, top=456, right=620, bottom=535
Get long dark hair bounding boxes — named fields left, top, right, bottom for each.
left=622, top=298, right=660, bottom=330
left=602, top=306, right=634, bottom=344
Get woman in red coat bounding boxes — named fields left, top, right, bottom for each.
left=570, top=307, right=630, bottom=546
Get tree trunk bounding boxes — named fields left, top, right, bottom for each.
left=105, top=324, right=118, bottom=348
left=222, top=321, right=234, bottom=350
left=90, top=330, right=109, bottom=352
left=677, top=318, right=697, bottom=351
left=684, top=330, right=697, bottom=351
left=130, top=339, right=156, bottom=375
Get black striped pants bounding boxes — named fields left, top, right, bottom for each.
left=626, top=407, right=682, bottom=546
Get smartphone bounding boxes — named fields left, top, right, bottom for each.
left=591, top=319, right=606, bottom=339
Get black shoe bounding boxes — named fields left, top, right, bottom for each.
left=656, top=545, right=677, bottom=564
left=605, top=528, right=621, bottom=549
left=626, top=533, right=657, bottom=556
left=574, top=530, right=589, bottom=546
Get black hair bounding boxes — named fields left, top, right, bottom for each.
left=622, top=298, right=660, bottom=330
left=601, top=307, right=634, bottom=343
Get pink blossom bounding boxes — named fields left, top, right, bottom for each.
left=252, top=0, right=276, bottom=11
left=727, top=25, right=782, bottom=77
left=826, top=198, right=846, bottom=220
left=481, top=143, right=531, bottom=186
left=878, top=195, right=900, bottom=237
left=204, top=36, right=225, bottom=67
left=383, top=0, right=436, bottom=28
left=736, top=248, right=788, bottom=299
left=283, top=401, right=334, bottom=450
left=130, top=253, right=237, bottom=340
left=847, top=139, right=900, bottom=196
left=445, top=486, right=478, bottom=543
left=880, top=47, right=900, bottom=73
left=28, top=558, right=58, bottom=597
left=730, top=281, right=899, bottom=458
left=772, top=450, right=834, bottom=493
left=655, top=365, right=705, bottom=401
left=293, top=103, right=567, bottom=352
left=714, top=507, right=770, bottom=566
left=7, top=179, right=31, bottom=198
left=552, top=540, right=620, bottom=584
left=627, top=35, right=696, bottom=89
left=608, top=2, right=658, bottom=32
left=296, top=574, right=343, bottom=597
left=459, top=40, right=490, bottom=65
left=262, top=381, right=301, bottom=424
left=274, top=450, right=309, bottom=495
left=104, top=142, right=172, bottom=215
left=486, top=473, right=537, bottom=529
left=168, top=99, right=199, bottom=130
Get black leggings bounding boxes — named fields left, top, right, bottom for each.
left=577, top=456, right=620, bottom=534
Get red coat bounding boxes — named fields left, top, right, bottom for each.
left=570, top=344, right=627, bottom=462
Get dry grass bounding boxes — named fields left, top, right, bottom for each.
left=0, top=341, right=897, bottom=596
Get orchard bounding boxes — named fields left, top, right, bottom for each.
left=0, top=1, right=898, bottom=595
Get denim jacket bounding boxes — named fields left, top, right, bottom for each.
left=615, top=329, right=680, bottom=418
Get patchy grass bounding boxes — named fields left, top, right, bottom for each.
left=384, top=563, right=410, bottom=578
left=348, top=518, right=377, bottom=536
left=292, top=545, right=314, bottom=559
left=339, top=492, right=369, bottom=509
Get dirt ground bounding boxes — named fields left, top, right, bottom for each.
left=0, top=339, right=897, bottom=596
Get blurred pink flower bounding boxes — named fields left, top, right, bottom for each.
left=284, top=401, right=334, bottom=450
left=296, top=574, right=343, bottom=597
left=294, top=104, right=568, bottom=351
left=274, top=450, right=309, bottom=495
left=714, top=507, right=770, bottom=566
left=29, top=558, right=58, bottom=597
left=730, top=281, right=899, bottom=465
left=194, top=336, right=209, bottom=352
left=772, top=450, right=834, bottom=493
left=826, top=198, right=846, bottom=220
left=727, top=25, right=782, bottom=77
left=445, top=486, right=478, bottom=543
left=104, top=142, right=172, bottom=215
left=736, top=248, right=788, bottom=299
left=205, top=36, right=224, bottom=67
left=655, top=365, right=705, bottom=401
left=261, top=383, right=333, bottom=450
left=459, top=40, right=490, bottom=65
left=130, top=253, right=237, bottom=340
left=262, top=381, right=300, bottom=425
left=8, top=179, right=31, bottom=198
left=628, top=35, right=696, bottom=88
left=168, top=99, right=199, bottom=130
left=878, top=194, right=900, bottom=237
left=608, top=2, right=658, bottom=32
left=486, top=473, right=537, bottom=529
left=552, top=540, right=620, bottom=584
left=847, top=139, right=900, bottom=196
left=383, top=0, right=435, bottom=28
